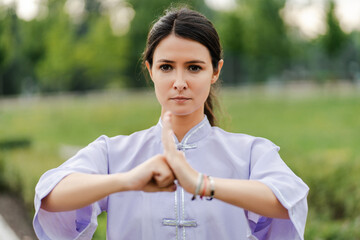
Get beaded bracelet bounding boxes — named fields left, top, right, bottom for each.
left=191, top=173, right=203, bottom=201
left=200, top=174, right=208, bottom=200
left=206, top=176, right=215, bottom=201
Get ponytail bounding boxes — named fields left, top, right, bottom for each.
left=204, top=85, right=219, bottom=126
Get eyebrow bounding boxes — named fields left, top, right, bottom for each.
left=156, top=59, right=206, bottom=64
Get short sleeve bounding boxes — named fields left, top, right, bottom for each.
left=33, top=136, right=109, bottom=240
left=247, top=138, right=309, bottom=240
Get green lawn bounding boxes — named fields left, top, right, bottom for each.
left=1, top=87, right=359, bottom=239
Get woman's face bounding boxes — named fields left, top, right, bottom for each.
left=146, top=34, right=223, bottom=118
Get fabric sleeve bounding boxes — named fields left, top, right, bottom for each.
left=33, top=135, right=109, bottom=240
left=246, top=138, right=309, bottom=240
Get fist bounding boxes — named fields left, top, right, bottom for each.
left=126, top=154, right=177, bottom=192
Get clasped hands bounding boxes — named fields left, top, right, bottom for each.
left=125, top=112, right=197, bottom=194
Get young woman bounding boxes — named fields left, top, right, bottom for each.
left=33, top=7, right=309, bottom=240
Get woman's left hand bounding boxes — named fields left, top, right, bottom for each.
left=161, top=111, right=198, bottom=194
left=161, top=112, right=290, bottom=219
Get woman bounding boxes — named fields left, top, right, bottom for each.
left=33, top=7, right=309, bottom=240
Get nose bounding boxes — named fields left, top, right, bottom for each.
left=173, top=71, right=187, bottom=91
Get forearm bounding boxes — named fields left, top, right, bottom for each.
left=41, top=154, right=176, bottom=212
left=41, top=172, right=127, bottom=212
left=164, top=146, right=289, bottom=219
left=212, top=178, right=289, bottom=219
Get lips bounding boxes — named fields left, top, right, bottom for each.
left=170, top=96, right=191, bottom=100
left=170, top=96, right=191, bottom=103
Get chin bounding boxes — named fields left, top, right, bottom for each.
left=165, top=107, right=203, bottom=118
left=168, top=110, right=192, bottom=116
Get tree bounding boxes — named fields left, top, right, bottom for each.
left=217, top=0, right=291, bottom=83
left=216, top=10, right=245, bottom=85
left=20, top=16, right=47, bottom=94
left=72, top=14, right=128, bottom=90
left=243, top=0, right=290, bottom=82
left=322, top=0, right=348, bottom=59
left=312, top=0, right=349, bottom=82
left=35, top=0, right=77, bottom=91
left=0, top=6, right=24, bottom=95
left=35, top=0, right=128, bottom=92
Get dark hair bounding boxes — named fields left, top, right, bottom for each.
left=143, top=7, right=223, bottom=126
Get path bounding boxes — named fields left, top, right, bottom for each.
left=0, top=193, right=37, bottom=240
left=0, top=214, right=20, bottom=240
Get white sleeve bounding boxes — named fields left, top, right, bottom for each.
left=246, top=138, right=309, bottom=240
left=33, top=136, right=109, bottom=240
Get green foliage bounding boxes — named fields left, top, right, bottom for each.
left=217, top=0, right=291, bottom=84
left=0, top=7, right=24, bottom=95
left=322, top=1, right=348, bottom=59
left=218, top=11, right=244, bottom=54
left=0, top=0, right=359, bottom=92
left=35, top=0, right=76, bottom=91
left=290, top=0, right=351, bottom=84
left=35, top=0, right=128, bottom=92
left=0, top=0, right=128, bottom=95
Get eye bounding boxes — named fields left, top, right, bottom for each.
left=160, top=64, right=172, bottom=72
left=188, top=65, right=202, bottom=72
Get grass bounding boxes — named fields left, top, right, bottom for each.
left=0, top=86, right=359, bottom=239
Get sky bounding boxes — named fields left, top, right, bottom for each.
left=282, top=0, right=360, bottom=38
left=1, top=0, right=360, bottom=38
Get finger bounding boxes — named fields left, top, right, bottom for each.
left=153, top=155, right=176, bottom=187
left=143, top=182, right=177, bottom=192
left=161, top=112, right=177, bottom=155
left=154, top=172, right=175, bottom=188
left=161, top=112, right=173, bottom=149
left=160, top=183, right=177, bottom=192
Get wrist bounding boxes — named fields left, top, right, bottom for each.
left=191, top=174, right=215, bottom=200
left=191, top=173, right=203, bottom=200
left=111, top=173, right=130, bottom=192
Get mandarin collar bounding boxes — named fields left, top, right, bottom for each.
left=157, top=115, right=212, bottom=151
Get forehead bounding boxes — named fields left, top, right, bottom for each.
left=153, top=34, right=211, bottom=62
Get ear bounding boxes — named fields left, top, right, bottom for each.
left=211, top=59, right=224, bottom=84
left=145, top=61, right=153, bottom=80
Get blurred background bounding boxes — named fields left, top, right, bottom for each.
left=0, top=0, right=359, bottom=239
left=1, top=0, right=360, bottom=93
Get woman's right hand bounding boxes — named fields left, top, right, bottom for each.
left=42, top=154, right=176, bottom=212
left=124, top=154, right=177, bottom=192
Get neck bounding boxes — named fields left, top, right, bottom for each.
left=162, top=109, right=204, bottom=142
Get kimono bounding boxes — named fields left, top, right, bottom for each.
left=33, top=116, right=309, bottom=240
